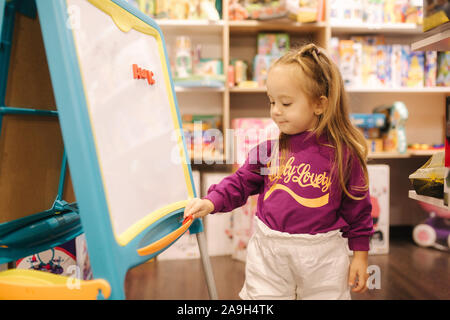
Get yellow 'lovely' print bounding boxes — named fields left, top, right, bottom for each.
left=269, top=157, right=332, bottom=193
left=264, top=184, right=329, bottom=208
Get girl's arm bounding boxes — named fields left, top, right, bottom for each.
left=202, top=142, right=270, bottom=214
left=339, top=156, right=374, bottom=252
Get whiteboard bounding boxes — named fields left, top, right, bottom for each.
left=68, top=0, right=190, bottom=239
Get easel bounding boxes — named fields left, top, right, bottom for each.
left=0, top=0, right=218, bottom=300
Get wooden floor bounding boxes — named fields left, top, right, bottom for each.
left=125, top=238, right=450, bottom=300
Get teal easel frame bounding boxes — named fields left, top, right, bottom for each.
left=36, top=0, right=214, bottom=300
left=0, top=0, right=82, bottom=265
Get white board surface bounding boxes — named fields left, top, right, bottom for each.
left=68, top=0, right=189, bottom=238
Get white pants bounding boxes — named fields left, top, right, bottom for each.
left=239, top=218, right=351, bottom=300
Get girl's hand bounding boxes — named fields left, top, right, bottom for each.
left=348, top=251, right=369, bottom=293
left=184, top=198, right=215, bottom=219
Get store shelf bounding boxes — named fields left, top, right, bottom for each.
left=408, top=149, right=444, bottom=156
left=175, top=86, right=225, bottom=93
left=408, top=190, right=448, bottom=210
left=229, top=86, right=449, bottom=94
left=157, top=4, right=447, bottom=166
left=331, top=22, right=422, bottom=35
left=346, top=87, right=450, bottom=93
left=229, top=87, right=266, bottom=93
left=229, top=20, right=327, bottom=34
left=190, top=155, right=225, bottom=164
left=368, top=152, right=410, bottom=159
left=156, top=19, right=224, bottom=33
left=368, top=149, right=441, bottom=159
left=411, top=22, right=450, bottom=51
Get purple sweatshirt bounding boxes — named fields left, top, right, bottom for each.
left=203, top=131, right=374, bottom=251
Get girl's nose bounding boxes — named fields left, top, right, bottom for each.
left=272, top=104, right=282, bottom=116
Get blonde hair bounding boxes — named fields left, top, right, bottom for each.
left=268, top=43, right=369, bottom=200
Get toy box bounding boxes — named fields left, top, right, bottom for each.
left=400, top=45, right=411, bottom=87
left=436, top=51, right=450, bottom=87
left=158, top=171, right=201, bottom=260
left=253, top=54, right=277, bottom=87
left=202, top=173, right=233, bottom=256
left=424, top=51, right=438, bottom=87
left=406, top=51, right=425, bottom=88
left=286, top=0, right=325, bottom=23
left=344, top=164, right=390, bottom=255
left=247, top=0, right=288, bottom=20
left=230, top=118, right=278, bottom=262
left=445, top=97, right=450, bottom=207
left=350, top=113, right=386, bottom=153
left=16, top=239, right=78, bottom=277
left=231, top=195, right=258, bottom=262
left=366, top=164, right=390, bottom=255
left=350, top=113, right=386, bottom=130
left=391, top=44, right=403, bottom=87
left=257, top=33, right=290, bottom=56
left=375, top=102, right=409, bottom=154
left=231, top=59, right=248, bottom=86
left=339, top=40, right=356, bottom=86
left=182, top=114, right=223, bottom=160
left=231, top=117, right=279, bottom=166
left=423, top=0, right=450, bottom=31
left=376, top=45, right=392, bottom=87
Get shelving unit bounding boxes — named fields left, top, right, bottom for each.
left=408, top=190, right=447, bottom=210
left=330, top=22, right=422, bottom=35
left=156, top=0, right=449, bottom=165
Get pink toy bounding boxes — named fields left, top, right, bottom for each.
left=413, top=201, right=450, bottom=251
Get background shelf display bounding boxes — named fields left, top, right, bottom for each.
left=136, top=0, right=449, bottom=229
left=141, top=1, right=449, bottom=166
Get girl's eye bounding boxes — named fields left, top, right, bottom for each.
left=269, top=101, right=275, bottom=106
left=282, top=103, right=292, bottom=107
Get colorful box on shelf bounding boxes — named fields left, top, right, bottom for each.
left=182, top=114, right=224, bottom=160
left=350, top=113, right=386, bottom=129
left=173, top=75, right=225, bottom=88
left=330, top=0, right=422, bottom=25
left=229, top=118, right=278, bottom=262
left=423, top=0, right=449, bottom=32
left=331, top=35, right=447, bottom=89
left=128, top=0, right=221, bottom=20
left=350, top=113, right=386, bottom=153
left=345, top=165, right=390, bottom=255
left=252, top=33, right=290, bottom=87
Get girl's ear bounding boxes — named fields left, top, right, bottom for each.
left=314, top=96, right=328, bottom=116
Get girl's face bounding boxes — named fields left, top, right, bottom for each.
left=267, top=64, right=319, bottom=135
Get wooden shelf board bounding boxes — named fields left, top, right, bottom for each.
left=175, top=86, right=225, bottom=93
left=229, top=20, right=327, bottom=34
left=156, top=19, right=224, bottom=33
left=347, top=87, right=450, bottom=93
left=408, top=190, right=448, bottom=210
left=331, top=22, right=422, bottom=35
left=229, top=86, right=449, bottom=94
left=368, top=150, right=440, bottom=159
left=368, top=152, right=411, bottom=159
left=229, top=87, right=266, bottom=93
left=411, top=22, right=450, bottom=51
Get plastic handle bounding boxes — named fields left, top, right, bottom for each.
left=137, top=216, right=193, bottom=256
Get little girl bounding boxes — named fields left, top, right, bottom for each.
left=184, top=43, right=374, bottom=300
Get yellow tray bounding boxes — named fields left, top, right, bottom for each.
left=0, top=269, right=111, bottom=300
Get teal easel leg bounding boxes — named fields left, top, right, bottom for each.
left=0, top=0, right=14, bottom=105
left=0, top=0, right=5, bottom=35
left=57, top=150, right=67, bottom=200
